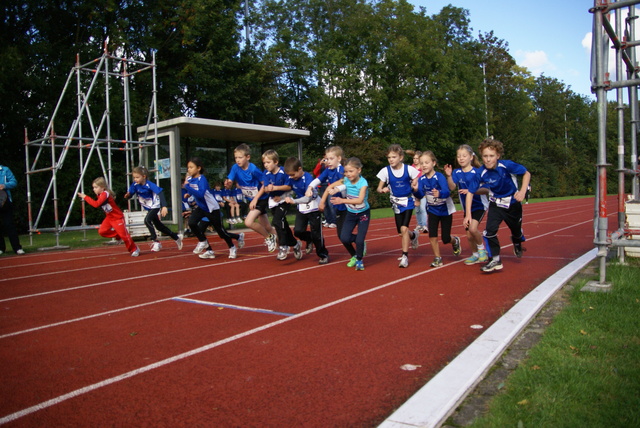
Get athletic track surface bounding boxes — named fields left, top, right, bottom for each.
left=0, top=197, right=601, bottom=426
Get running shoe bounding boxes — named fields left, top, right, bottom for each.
left=464, top=254, right=480, bottom=265
left=16, top=249, right=25, bottom=255
left=199, top=250, right=216, bottom=259
left=347, top=256, right=357, bottom=267
left=293, top=241, right=303, bottom=260
left=266, top=234, right=277, bottom=253
left=430, top=257, right=443, bottom=267
left=193, top=241, right=207, bottom=254
left=481, top=258, right=503, bottom=273
left=478, top=249, right=488, bottom=262
left=452, top=236, right=461, bottom=256
left=328, top=223, right=337, bottom=228
left=355, top=260, right=365, bottom=271
left=411, top=232, right=420, bottom=250
left=131, top=248, right=140, bottom=257
left=151, top=241, right=162, bottom=252
left=277, top=246, right=289, bottom=260
left=237, top=232, right=245, bottom=249
left=399, top=254, right=409, bottom=268
left=228, top=246, right=237, bottom=259
left=176, top=234, right=184, bottom=250
left=318, top=255, right=330, bottom=265
left=513, top=243, right=525, bottom=258
left=305, top=241, right=314, bottom=255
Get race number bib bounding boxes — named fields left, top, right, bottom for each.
left=299, top=196, right=320, bottom=214
left=390, top=196, right=409, bottom=214
left=241, top=186, right=259, bottom=200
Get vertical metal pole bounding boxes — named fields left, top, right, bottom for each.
left=104, top=44, right=113, bottom=187
left=615, top=8, right=627, bottom=262
left=24, top=128, right=33, bottom=246
left=628, top=6, right=640, bottom=199
left=169, top=126, right=183, bottom=232
left=593, top=1, right=610, bottom=284
left=76, top=54, right=88, bottom=239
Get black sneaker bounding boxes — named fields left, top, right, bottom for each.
left=481, top=258, right=503, bottom=273
left=513, top=243, right=525, bottom=258
left=452, top=236, right=461, bottom=256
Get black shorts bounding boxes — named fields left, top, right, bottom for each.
left=394, top=209, right=413, bottom=233
left=252, top=198, right=269, bottom=215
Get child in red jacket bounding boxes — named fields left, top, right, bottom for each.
left=78, top=177, right=140, bottom=256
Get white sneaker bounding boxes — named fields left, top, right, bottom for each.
left=266, top=234, right=277, bottom=253
left=16, top=249, right=25, bottom=255
left=0, top=250, right=3, bottom=255
left=277, top=246, right=289, bottom=260
left=193, top=241, right=207, bottom=254
left=228, top=218, right=237, bottom=225
left=176, top=234, right=183, bottom=250
left=235, top=217, right=243, bottom=224
left=411, top=231, right=420, bottom=250
left=293, top=241, right=303, bottom=260
left=305, top=241, right=314, bottom=255
left=237, top=232, right=245, bottom=249
left=131, top=248, right=140, bottom=257
left=151, top=241, right=162, bottom=252
left=398, top=254, right=409, bottom=268
left=199, top=250, right=215, bottom=259
left=228, top=246, right=237, bottom=259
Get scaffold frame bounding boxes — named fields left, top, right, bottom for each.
left=24, top=43, right=160, bottom=248
left=590, top=0, right=640, bottom=289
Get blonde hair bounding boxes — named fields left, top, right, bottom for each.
left=457, top=144, right=482, bottom=168
left=345, top=157, right=363, bottom=169
left=386, top=144, right=404, bottom=157
left=92, top=177, right=115, bottom=198
left=325, top=145, right=344, bottom=160
left=234, top=143, right=251, bottom=157
left=262, top=149, right=279, bottom=162
left=420, top=150, right=437, bottom=165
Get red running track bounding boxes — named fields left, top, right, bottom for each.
left=0, top=197, right=601, bottom=426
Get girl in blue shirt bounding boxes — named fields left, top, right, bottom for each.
left=184, top=158, right=245, bottom=260
left=377, top=144, right=420, bottom=268
left=124, top=166, right=183, bottom=252
left=327, top=157, right=370, bottom=271
left=444, top=144, right=489, bottom=265
left=412, top=151, right=461, bottom=268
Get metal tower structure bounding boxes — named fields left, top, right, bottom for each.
left=23, top=43, right=160, bottom=248
left=589, top=0, right=640, bottom=289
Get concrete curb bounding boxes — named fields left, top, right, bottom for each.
left=379, top=248, right=598, bottom=428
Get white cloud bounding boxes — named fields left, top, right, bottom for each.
left=515, top=50, right=555, bottom=75
left=582, top=32, right=592, bottom=53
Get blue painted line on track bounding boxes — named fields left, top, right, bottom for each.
left=172, top=297, right=296, bottom=317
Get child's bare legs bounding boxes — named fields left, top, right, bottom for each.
left=430, top=236, right=441, bottom=258
left=400, top=225, right=411, bottom=252
left=245, top=209, right=270, bottom=238
left=467, top=219, right=483, bottom=251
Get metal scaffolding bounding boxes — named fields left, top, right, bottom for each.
left=24, top=44, right=160, bottom=248
left=589, top=0, right=640, bottom=290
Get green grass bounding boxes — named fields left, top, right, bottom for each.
left=468, top=260, right=640, bottom=428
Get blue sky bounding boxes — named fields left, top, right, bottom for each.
left=409, top=1, right=595, bottom=99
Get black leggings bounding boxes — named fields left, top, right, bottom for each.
left=189, top=207, right=239, bottom=249
left=145, top=208, right=178, bottom=241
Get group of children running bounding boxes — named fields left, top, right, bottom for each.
left=78, top=137, right=530, bottom=273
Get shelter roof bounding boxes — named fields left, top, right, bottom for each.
left=137, top=117, right=309, bottom=144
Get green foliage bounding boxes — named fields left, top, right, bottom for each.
left=1, top=0, right=608, bottom=231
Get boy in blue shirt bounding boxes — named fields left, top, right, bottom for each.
left=284, top=157, right=329, bottom=264
left=225, top=144, right=277, bottom=252
left=465, top=138, right=531, bottom=273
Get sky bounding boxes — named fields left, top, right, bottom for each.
left=408, top=0, right=596, bottom=99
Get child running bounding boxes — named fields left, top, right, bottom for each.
left=444, top=144, right=489, bottom=265
left=376, top=144, right=420, bottom=268
left=283, top=156, right=330, bottom=264
left=252, top=150, right=299, bottom=260
left=124, top=166, right=183, bottom=252
left=412, top=151, right=461, bottom=267
left=327, top=157, right=370, bottom=271
left=465, top=137, right=531, bottom=273
left=78, top=177, right=140, bottom=257
left=184, top=157, right=244, bottom=259
left=306, top=146, right=347, bottom=237
left=223, top=180, right=242, bottom=224
left=225, top=143, right=277, bottom=252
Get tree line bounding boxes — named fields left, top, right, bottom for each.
left=0, top=0, right=622, bottom=230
